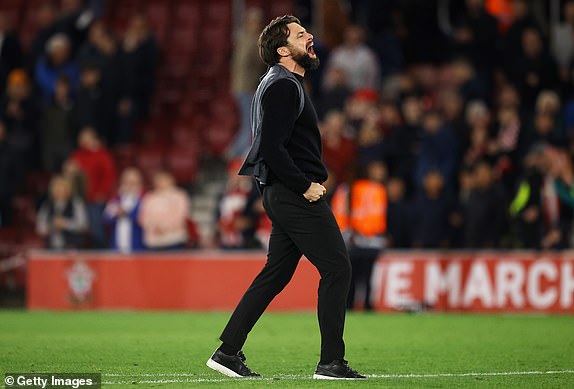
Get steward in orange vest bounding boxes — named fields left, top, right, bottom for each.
left=331, top=179, right=387, bottom=249
left=331, top=161, right=388, bottom=310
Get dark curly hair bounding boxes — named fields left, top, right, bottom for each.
left=258, top=15, right=301, bottom=66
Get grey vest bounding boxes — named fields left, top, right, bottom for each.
left=238, top=64, right=305, bottom=188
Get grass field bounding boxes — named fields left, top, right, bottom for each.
left=1, top=311, right=573, bottom=388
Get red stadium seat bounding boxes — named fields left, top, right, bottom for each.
left=165, top=147, right=200, bottom=185
left=135, top=118, right=171, bottom=145
left=185, top=217, right=199, bottom=247
left=134, top=145, right=167, bottom=182
left=22, top=171, right=52, bottom=197
left=159, top=52, right=193, bottom=80
left=112, top=144, right=137, bottom=171
left=0, top=227, right=21, bottom=246
left=108, top=0, right=140, bottom=23
left=205, top=0, right=232, bottom=27
left=168, top=27, right=199, bottom=55
left=202, top=120, right=237, bottom=157
left=209, top=94, right=239, bottom=125
left=0, top=0, right=23, bottom=27
left=171, top=119, right=201, bottom=150
left=19, top=231, right=45, bottom=249
left=269, top=0, right=295, bottom=17
left=146, top=1, right=172, bottom=45
left=173, top=1, right=202, bottom=29
left=11, top=196, right=36, bottom=229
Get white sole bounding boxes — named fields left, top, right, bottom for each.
left=206, top=358, right=242, bottom=378
left=313, top=374, right=367, bottom=380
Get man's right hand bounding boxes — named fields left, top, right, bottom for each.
left=303, top=182, right=326, bottom=202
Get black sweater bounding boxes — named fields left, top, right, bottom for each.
left=259, top=74, right=327, bottom=194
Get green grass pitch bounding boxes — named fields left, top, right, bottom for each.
left=1, top=311, right=573, bottom=388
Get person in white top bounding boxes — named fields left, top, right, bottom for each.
left=325, top=24, right=380, bottom=91
left=104, top=167, right=145, bottom=253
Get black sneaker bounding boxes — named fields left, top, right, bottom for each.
left=313, top=360, right=367, bottom=380
left=206, top=349, right=260, bottom=377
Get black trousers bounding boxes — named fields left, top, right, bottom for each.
left=219, top=181, right=352, bottom=362
left=347, top=247, right=379, bottom=311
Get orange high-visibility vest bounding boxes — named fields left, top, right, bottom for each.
left=331, top=179, right=387, bottom=237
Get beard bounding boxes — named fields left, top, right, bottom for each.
left=290, top=47, right=320, bottom=70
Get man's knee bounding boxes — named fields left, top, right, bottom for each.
left=321, top=259, right=352, bottom=284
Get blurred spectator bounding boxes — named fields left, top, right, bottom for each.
left=216, top=160, right=261, bottom=249
left=29, top=3, right=58, bottom=69
left=552, top=0, right=574, bottom=82
left=506, top=27, right=558, bottom=109
left=78, top=24, right=129, bottom=145
left=543, top=146, right=574, bottom=249
left=450, top=57, right=489, bottom=104
left=227, top=8, right=266, bottom=159
left=463, top=160, right=507, bottom=248
left=35, top=34, right=80, bottom=102
left=503, top=0, right=543, bottom=64
left=496, top=83, right=522, bottom=111
left=450, top=166, right=474, bottom=248
left=62, top=158, right=87, bottom=200
left=388, top=94, right=423, bottom=190
left=0, top=120, right=17, bottom=226
left=522, top=111, right=564, bottom=152
left=345, top=87, right=379, bottom=133
left=0, top=11, right=23, bottom=97
left=412, top=170, right=454, bottom=248
left=318, top=67, right=352, bottom=119
left=492, top=105, right=523, bottom=190
left=462, top=101, right=493, bottom=166
left=53, top=0, right=97, bottom=56
left=121, top=14, right=159, bottom=120
left=139, top=171, right=189, bottom=250
left=36, top=175, right=88, bottom=249
left=355, top=108, right=385, bottom=165
left=74, top=62, right=104, bottom=139
left=385, top=176, right=412, bottom=248
left=325, top=25, right=380, bottom=91
left=320, top=110, right=356, bottom=185
left=39, top=74, right=75, bottom=172
left=440, top=89, right=465, bottom=128
left=378, top=100, right=403, bottom=167
left=253, top=200, right=272, bottom=249
left=509, top=146, right=544, bottom=249
left=104, top=167, right=145, bottom=253
left=1, top=69, right=38, bottom=170
left=494, top=106, right=522, bottom=158
left=414, top=110, right=457, bottom=190
left=451, top=0, right=499, bottom=76
left=70, top=127, right=117, bottom=248
left=332, top=161, right=388, bottom=311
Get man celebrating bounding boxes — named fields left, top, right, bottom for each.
left=206, top=15, right=366, bottom=380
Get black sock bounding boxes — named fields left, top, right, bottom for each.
left=218, top=343, right=239, bottom=356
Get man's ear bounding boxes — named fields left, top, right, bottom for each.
left=277, top=46, right=290, bottom=57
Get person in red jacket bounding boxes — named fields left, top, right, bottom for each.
left=70, top=126, right=117, bottom=247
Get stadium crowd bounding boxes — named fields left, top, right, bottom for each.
left=1, top=0, right=574, bottom=252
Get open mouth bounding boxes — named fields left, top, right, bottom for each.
left=307, top=43, right=316, bottom=57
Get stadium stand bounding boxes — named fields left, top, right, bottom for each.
left=3, top=0, right=574, bottom=305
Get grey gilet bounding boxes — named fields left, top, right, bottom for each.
left=238, top=64, right=305, bottom=190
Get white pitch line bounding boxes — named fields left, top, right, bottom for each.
left=101, top=370, right=574, bottom=384
left=368, top=370, right=574, bottom=378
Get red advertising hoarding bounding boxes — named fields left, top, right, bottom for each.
left=27, top=251, right=574, bottom=313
